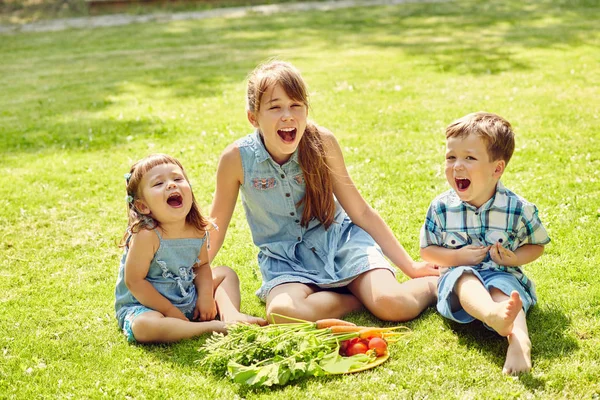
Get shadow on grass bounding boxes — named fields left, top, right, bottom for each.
left=1, top=0, right=598, bottom=155
left=446, top=302, right=576, bottom=390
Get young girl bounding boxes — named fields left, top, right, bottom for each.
left=114, top=154, right=265, bottom=343
left=209, top=61, right=439, bottom=323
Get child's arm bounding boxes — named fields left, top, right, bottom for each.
left=490, top=243, right=544, bottom=267
left=193, top=241, right=217, bottom=321
left=322, top=128, right=438, bottom=278
left=420, top=244, right=490, bottom=267
left=124, top=230, right=188, bottom=320
left=208, top=143, right=243, bottom=263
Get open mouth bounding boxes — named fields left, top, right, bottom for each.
left=455, top=178, right=471, bottom=191
left=277, top=127, right=297, bottom=143
left=167, top=193, right=183, bottom=208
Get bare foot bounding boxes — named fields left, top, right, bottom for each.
left=222, top=312, right=267, bottom=326
left=503, top=330, right=532, bottom=375
left=485, top=291, right=522, bottom=336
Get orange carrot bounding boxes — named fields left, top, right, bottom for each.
left=315, top=318, right=356, bottom=329
left=358, top=328, right=386, bottom=339
left=329, top=325, right=367, bottom=334
left=358, top=326, right=409, bottom=339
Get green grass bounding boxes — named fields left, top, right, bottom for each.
left=1, top=0, right=599, bottom=398
left=0, top=0, right=308, bottom=24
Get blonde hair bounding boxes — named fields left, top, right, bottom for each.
left=247, top=60, right=335, bottom=229
left=446, top=112, right=516, bottom=164
left=120, top=154, right=210, bottom=246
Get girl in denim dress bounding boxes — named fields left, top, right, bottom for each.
left=114, top=154, right=265, bottom=343
left=209, top=61, right=439, bottom=323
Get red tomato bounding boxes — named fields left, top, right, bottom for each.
left=368, top=337, right=388, bottom=356
left=346, top=341, right=369, bottom=356
left=339, top=340, right=349, bottom=356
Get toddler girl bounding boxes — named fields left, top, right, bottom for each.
left=114, top=154, right=265, bottom=343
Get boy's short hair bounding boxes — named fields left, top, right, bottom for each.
left=446, top=112, right=515, bottom=164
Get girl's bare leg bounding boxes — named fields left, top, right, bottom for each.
left=212, top=265, right=266, bottom=325
left=455, top=274, right=522, bottom=337
left=266, top=282, right=363, bottom=323
left=131, top=311, right=226, bottom=343
left=348, top=269, right=438, bottom=321
left=490, top=288, right=532, bottom=374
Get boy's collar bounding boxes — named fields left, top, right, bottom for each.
left=460, top=181, right=506, bottom=211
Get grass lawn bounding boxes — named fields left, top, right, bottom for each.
left=1, top=0, right=599, bottom=398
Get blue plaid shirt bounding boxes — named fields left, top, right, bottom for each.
left=420, top=181, right=550, bottom=297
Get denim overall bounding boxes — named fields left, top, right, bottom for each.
left=114, top=229, right=206, bottom=341
left=238, top=131, right=395, bottom=301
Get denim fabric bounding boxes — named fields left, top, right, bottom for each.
left=437, top=266, right=535, bottom=328
left=114, top=229, right=206, bottom=335
left=420, top=181, right=550, bottom=300
left=237, top=131, right=395, bottom=301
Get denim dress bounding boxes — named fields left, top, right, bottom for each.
left=238, top=131, right=395, bottom=301
left=114, top=229, right=206, bottom=337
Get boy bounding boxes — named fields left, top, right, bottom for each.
left=420, top=112, right=550, bottom=375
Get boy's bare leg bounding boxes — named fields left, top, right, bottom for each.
left=266, top=282, right=363, bottom=323
left=349, top=269, right=438, bottom=321
left=131, top=311, right=227, bottom=343
left=455, top=274, right=522, bottom=337
left=212, top=266, right=266, bottom=325
left=490, top=288, right=532, bottom=374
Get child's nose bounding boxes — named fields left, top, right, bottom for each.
left=281, top=108, right=293, bottom=120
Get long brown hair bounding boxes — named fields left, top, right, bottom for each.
left=119, top=154, right=210, bottom=246
left=247, top=60, right=335, bottom=229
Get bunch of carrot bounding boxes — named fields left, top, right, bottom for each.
left=198, top=314, right=409, bottom=387
left=310, top=316, right=409, bottom=357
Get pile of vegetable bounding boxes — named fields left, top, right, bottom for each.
left=197, top=314, right=408, bottom=387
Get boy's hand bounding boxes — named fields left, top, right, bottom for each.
left=457, top=245, right=491, bottom=266
left=194, top=295, right=218, bottom=321
left=490, top=242, right=518, bottom=266
left=410, top=261, right=441, bottom=277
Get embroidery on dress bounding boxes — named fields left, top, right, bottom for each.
left=293, top=174, right=305, bottom=185
left=252, top=177, right=277, bottom=190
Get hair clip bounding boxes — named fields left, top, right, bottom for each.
left=125, top=195, right=134, bottom=204
left=124, top=172, right=132, bottom=183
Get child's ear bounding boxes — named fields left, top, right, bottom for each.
left=493, top=160, right=506, bottom=178
left=247, top=110, right=259, bottom=128
left=134, top=199, right=150, bottom=215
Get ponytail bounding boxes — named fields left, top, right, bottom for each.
left=297, top=123, right=335, bottom=229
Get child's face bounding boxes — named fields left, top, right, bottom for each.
left=247, top=83, right=308, bottom=165
left=135, top=163, right=193, bottom=225
left=445, top=134, right=504, bottom=208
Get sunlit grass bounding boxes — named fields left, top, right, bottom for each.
left=1, top=0, right=599, bottom=398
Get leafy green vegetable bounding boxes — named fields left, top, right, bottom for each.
left=319, top=351, right=375, bottom=374
left=196, top=315, right=386, bottom=387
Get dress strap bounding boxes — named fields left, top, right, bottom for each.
left=153, top=228, right=163, bottom=241
left=206, top=222, right=218, bottom=250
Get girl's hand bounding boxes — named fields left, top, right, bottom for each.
left=457, top=245, right=491, bottom=266
left=410, top=261, right=441, bottom=277
left=164, top=306, right=189, bottom=321
left=490, top=242, right=518, bottom=267
left=194, top=296, right=218, bottom=321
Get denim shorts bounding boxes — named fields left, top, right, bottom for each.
left=437, top=266, right=536, bottom=327
left=117, top=304, right=196, bottom=343
left=256, top=219, right=395, bottom=302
